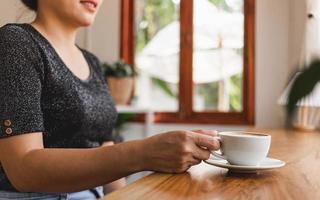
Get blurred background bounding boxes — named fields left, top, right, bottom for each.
left=0, top=0, right=306, bottom=137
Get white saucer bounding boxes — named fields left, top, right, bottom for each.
left=204, top=156, right=286, bottom=173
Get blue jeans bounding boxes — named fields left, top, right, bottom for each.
left=0, top=186, right=104, bottom=200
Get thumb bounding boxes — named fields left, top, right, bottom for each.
left=192, top=133, right=220, bottom=151
left=192, top=130, right=218, bottom=137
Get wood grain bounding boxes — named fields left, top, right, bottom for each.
left=243, top=0, right=256, bottom=124
left=179, top=0, right=193, bottom=118
left=120, top=0, right=134, bottom=66
left=102, top=129, right=320, bottom=200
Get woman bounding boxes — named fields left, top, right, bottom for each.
left=0, top=0, right=220, bottom=199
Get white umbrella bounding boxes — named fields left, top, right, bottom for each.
left=136, top=0, right=244, bottom=84
left=136, top=49, right=242, bottom=84
left=139, top=21, right=180, bottom=56
left=139, top=0, right=243, bottom=55
left=193, top=0, right=244, bottom=49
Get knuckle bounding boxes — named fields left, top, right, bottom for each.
left=213, top=139, right=221, bottom=149
left=180, top=145, right=192, bottom=154
left=206, top=138, right=219, bottom=150
left=193, top=129, right=202, bottom=134
left=197, top=136, right=204, bottom=144
left=178, top=131, right=190, bottom=141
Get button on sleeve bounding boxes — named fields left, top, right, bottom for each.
left=0, top=26, right=45, bottom=138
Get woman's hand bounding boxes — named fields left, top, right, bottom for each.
left=141, top=130, right=220, bottom=173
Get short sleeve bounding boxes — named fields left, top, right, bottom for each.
left=0, top=25, right=45, bottom=138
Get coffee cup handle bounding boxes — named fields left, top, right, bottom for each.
left=211, top=136, right=226, bottom=159
left=211, top=151, right=226, bottom=160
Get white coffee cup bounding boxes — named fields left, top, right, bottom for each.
left=212, top=131, right=271, bottom=166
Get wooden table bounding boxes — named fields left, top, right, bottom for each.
left=102, top=129, right=320, bottom=200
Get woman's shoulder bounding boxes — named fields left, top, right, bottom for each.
left=0, top=23, right=33, bottom=44
left=0, top=23, right=42, bottom=60
left=0, top=24, right=44, bottom=78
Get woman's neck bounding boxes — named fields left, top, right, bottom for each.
left=31, top=14, right=78, bottom=49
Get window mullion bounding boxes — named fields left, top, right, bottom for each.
left=120, top=0, right=135, bottom=66
left=179, top=0, right=194, bottom=118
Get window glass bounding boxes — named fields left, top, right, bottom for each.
left=135, top=0, right=180, bottom=111
left=193, top=0, right=244, bottom=112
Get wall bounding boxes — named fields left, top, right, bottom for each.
left=87, top=0, right=120, bottom=62
left=289, top=0, right=307, bottom=70
left=255, top=0, right=290, bottom=127
left=0, top=1, right=34, bottom=25
left=0, top=0, right=303, bottom=130
left=0, top=0, right=120, bottom=62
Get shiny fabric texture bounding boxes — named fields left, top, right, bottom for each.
left=0, top=24, right=117, bottom=192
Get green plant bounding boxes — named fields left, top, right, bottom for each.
left=287, top=60, right=320, bottom=125
left=152, top=77, right=177, bottom=99
left=112, top=113, right=136, bottom=143
left=102, top=60, right=134, bottom=78
left=115, top=113, right=136, bottom=133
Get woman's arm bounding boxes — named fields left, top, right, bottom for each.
left=101, top=141, right=126, bottom=194
left=0, top=133, right=143, bottom=193
left=0, top=130, right=219, bottom=193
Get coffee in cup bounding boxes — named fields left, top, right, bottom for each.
left=212, top=131, right=271, bottom=166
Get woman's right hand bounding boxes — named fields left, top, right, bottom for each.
left=141, top=130, right=220, bottom=173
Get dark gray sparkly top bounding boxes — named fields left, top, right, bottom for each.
left=0, top=24, right=117, bottom=191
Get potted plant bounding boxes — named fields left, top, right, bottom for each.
left=102, top=60, right=135, bottom=105
left=112, top=113, right=136, bottom=143
left=286, top=60, right=320, bottom=128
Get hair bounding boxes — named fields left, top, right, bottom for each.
left=21, top=0, right=38, bottom=11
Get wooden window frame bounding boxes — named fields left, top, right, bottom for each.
left=120, top=0, right=255, bottom=125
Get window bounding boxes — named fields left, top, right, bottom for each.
left=121, top=0, right=255, bottom=124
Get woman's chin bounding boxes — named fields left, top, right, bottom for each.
left=77, top=19, right=95, bottom=27
left=74, top=15, right=96, bottom=27
left=80, top=21, right=94, bottom=27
